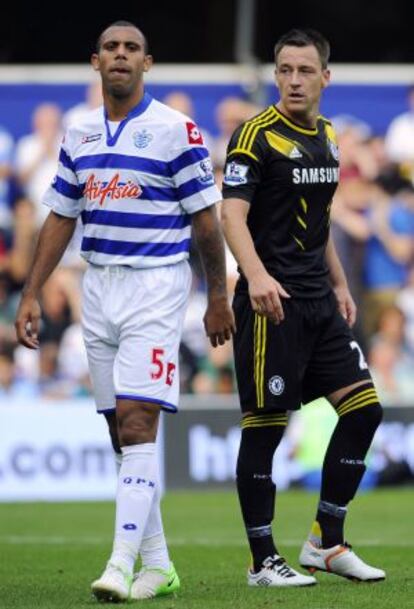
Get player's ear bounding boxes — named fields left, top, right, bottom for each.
left=91, top=53, right=100, bottom=72
left=321, top=68, right=331, bottom=89
left=143, top=54, right=153, bottom=73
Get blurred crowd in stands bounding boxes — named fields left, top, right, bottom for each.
left=0, top=83, right=413, bottom=404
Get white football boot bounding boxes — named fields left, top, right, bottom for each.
left=248, top=554, right=317, bottom=587
left=91, top=562, right=132, bottom=602
left=300, top=540, right=386, bottom=582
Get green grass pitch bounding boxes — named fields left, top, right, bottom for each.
left=0, top=488, right=412, bottom=609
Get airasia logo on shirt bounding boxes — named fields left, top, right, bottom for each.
left=186, top=122, right=203, bottom=145
left=83, top=173, right=142, bottom=206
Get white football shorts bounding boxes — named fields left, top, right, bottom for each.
left=81, top=260, right=192, bottom=414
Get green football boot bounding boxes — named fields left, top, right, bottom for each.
left=130, top=562, right=180, bottom=600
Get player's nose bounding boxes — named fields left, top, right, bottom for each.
left=290, top=70, right=301, bottom=86
left=115, top=44, right=128, bottom=58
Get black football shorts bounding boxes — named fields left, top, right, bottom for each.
left=232, top=291, right=371, bottom=413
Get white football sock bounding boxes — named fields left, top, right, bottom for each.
left=109, top=443, right=157, bottom=574
left=114, top=451, right=122, bottom=475
left=114, top=449, right=169, bottom=570
left=140, top=459, right=170, bottom=570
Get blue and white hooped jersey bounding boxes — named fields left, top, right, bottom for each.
left=43, top=92, right=221, bottom=268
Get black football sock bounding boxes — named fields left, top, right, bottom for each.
left=315, top=501, right=347, bottom=548
left=236, top=412, right=287, bottom=571
left=317, top=386, right=382, bottom=548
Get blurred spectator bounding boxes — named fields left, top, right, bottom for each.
left=12, top=271, right=84, bottom=394
left=15, top=103, right=62, bottom=228
left=6, top=197, right=37, bottom=283
left=0, top=199, right=37, bottom=343
left=191, top=341, right=235, bottom=395
left=14, top=341, right=39, bottom=383
left=211, top=96, right=260, bottom=299
left=63, top=80, right=102, bottom=129
left=211, top=97, right=261, bottom=176
left=38, top=341, right=64, bottom=397
left=366, top=135, right=392, bottom=177
left=58, top=323, right=91, bottom=396
left=0, top=125, right=15, bottom=251
left=0, top=272, right=20, bottom=338
left=215, top=364, right=235, bottom=394
left=57, top=218, right=85, bottom=271
left=369, top=339, right=414, bottom=406
left=37, top=338, right=88, bottom=399
left=330, top=116, right=376, bottom=347
left=40, top=268, right=80, bottom=344
left=385, top=84, right=414, bottom=177
left=370, top=303, right=413, bottom=363
left=376, top=304, right=404, bottom=344
left=62, top=83, right=101, bottom=272
left=331, top=180, right=370, bottom=348
left=163, top=90, right=214, bottom=153
left=331, top=114, right=377, bottom=180
left=163, top=91, right=221, bottom=286
left=0, top=341, right=39, bottom=399
left=362, top=169, right=414, bottom=338
left=396, top=267, right=414, bottom=357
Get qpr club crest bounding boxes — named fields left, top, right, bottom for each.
left=133, top=129, right=153, bottom=149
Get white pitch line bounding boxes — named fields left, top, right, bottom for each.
left=0, top=535, right=413, bottom=547
left=0, top=535, right=110, bottom=545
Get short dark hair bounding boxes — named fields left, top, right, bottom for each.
left=274, top=29, right=330, bottom=69
left=96, top=20, right=149, bottom=54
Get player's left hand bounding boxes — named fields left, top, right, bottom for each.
left=204, top=297, right=236, bottom=347
left=333, top=285, right=356, bottom=327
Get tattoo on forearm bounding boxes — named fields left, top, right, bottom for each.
left=193, top=214, right=227, bottom=298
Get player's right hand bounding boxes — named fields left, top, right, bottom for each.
left=204, top=297, right=236, bottom=347
left=15, top=294, right=41, bottom=349
left=248, top=271, right=290, bottom=324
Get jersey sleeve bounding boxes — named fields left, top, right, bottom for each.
left=222, top=125, right=265, bottom=203
left=169, top=120, right=221, bottom=214
left=42, top=130, right=82, bottom=218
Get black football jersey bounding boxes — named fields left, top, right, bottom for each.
left=222, top=105, right=340, bottom=298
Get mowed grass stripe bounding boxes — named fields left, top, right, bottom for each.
left=0, top=489, right=412, bottom=609
left=1, top=534, right=413, bottom=547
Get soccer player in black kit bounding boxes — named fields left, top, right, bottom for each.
left=221, top=29, right=385, bottom=587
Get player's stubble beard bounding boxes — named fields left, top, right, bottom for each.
left=284, top=91, right=321, bottom=127
left=106, top=82, right=136, bottom=100
left=104, top=73, right=141, bottom=101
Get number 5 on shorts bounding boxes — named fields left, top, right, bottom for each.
left=150, top=348, right=176, bottom=385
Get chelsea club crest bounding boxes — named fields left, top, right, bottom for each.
left=268, top=375, right=285, bottom=396
left=133, top=129, right=153, bottom=149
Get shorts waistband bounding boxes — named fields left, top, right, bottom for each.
left=88, top=260, right=189, bottom=275
left=88, top=263, right=135, bottom=275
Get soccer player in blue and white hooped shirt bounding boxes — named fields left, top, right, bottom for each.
left=15, top=20, right=235, bottom=602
